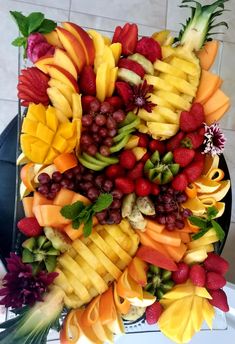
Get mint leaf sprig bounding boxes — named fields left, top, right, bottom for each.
left=189, top=206, right=225, bottom=241
left=10, top=11, right=57, bottom=56
left=60, top=193, right=113, bottom=237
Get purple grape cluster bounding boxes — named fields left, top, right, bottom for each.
left=81, top=99, right=125, bottom=156
left=154, top=185, right=192, bottom=231
left=37, top=164, right=123, bottom=224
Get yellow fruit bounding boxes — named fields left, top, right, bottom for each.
left=125, top=135, right=139, bottom=149
left=203, top=154, right=220, bottom=175
left=101, top=45, right=115, bottom=68
left=96, top=62, right=110, bottom=102
left=48, top=78, right=73, bottom=104
left=145, top=75, right=177, bottom=92
left=161, top=74, right=196, bottom=97
left=72, top=93, right=82, bottom=119
left=110, top=43, right=122, bottom=64
left=170, top=56, right=199, bottom=76
left=152, top=30, right=171, bottom=45
left=106, top=67, right=118, bottom=97
left=183, top=247, right=208, bottom=264
left=194, top=176, right=220, bottom=193
left=87, top=29, right=105, bottom=56
left=155, top=90, right=191, bottom=110
left=154, top=60, right=187, bottom=79
left=214, top=202, right=225, bottom=217
left=182, top=197, right=205, bottom=216
left=198, top=180, right=230, bottom=202
left=202, top=298, right=215, bottom=329
left=147, top=122, right=178, bottom=139
left=47, top=87, right=73, bottom=118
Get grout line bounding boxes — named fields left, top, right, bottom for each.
left=165, top=0, right=169, bottom=29
left=10, top=0, right=70, bottom=12
left=68, top=0, right=72, bottom=21
left=0, top=99, right=18, bottom=103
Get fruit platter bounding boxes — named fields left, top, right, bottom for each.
left=0, top=0, right=232, bottom=343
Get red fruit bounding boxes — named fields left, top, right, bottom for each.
left=189, top=264, right=206, bottom=287
left=81, top=95, right=97, bottom=112
left=181, top=131, right=205, bottom=149
left=79, top=66, right=96, bottom=96
left=146, top=301, right=163, bottom=325
left=172, top=262, right=190, bottom=284
left=105, top=96, right=123, bottom=110
left=112, top=26, right=122, bottom=43
left=172, top=173, right=188, bottom=191
left=180, top=103, right=205, bottom=132
left=119, top=150, right=137, bottom=170
left=113, top=23, right=130, bottom=43
left=136, top=37, right=162, bottom=63
left=151, top=183, right=160, bottom=196
left=198, top=126, right=206, bottom=137
left=137, top=133, right=149, bottom=148
left=118, top=58, right=145, bottom=78
left=17, top=217, right=42, bottom=237
left=208, top=289, right=229, bottom=312
left=135, top=178, right=152, bottom=196
left=127, top=161, right=144, bottom=179
left=105, top=164, right=124, bottom=179
left=136, top=246, right=178, bottom=271
left=173, top=147, right=195, bottom=167
left=206, top=272, right=226, bottom=290
left=141, top=152, right=151, bottom=163
left=204, top=253, right=229, bottom=276
left=194, top=151, right=205, bottom=164
left=115, top=177, right=135, bottom=194
left=120, top=23, right=138, bottom=55
left=149, top=139, right=166, bottom=154
left=166, top=131, right=185, bottom=151
left=17, top=67, right=50, bottom=106
left=183, top=160, right=204, bottom=183
left=115, top=81, right=133, bottom=106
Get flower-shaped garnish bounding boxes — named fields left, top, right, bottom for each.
left=203, top=122, right=226, bottom=156
left=0, top=253, right=58, bottom=308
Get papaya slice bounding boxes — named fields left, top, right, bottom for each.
left=205, top=101, right=231, bottom=125
left=203, top=89, right=230, bottom=116
left=195, top=70, right=221, bottom=104
left=196, top=40, right=219, bottom=71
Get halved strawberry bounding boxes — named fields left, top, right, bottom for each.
left=114, top=23, right=138, bottom=56
left=105, top=96, right=123, bottom=110
left=79, top=65, right=96, bottom=96
left=118, top=58, right=145, bottom=78
left=112, top=26, right=122, bottom=43
left=115, top=81, right=133, bottom=106
left=135, top=37, right=162, bottom=63
left=81, top=95, right=97, bottom=112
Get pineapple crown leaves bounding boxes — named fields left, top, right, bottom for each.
left=176, top=0, right=229, bottom=49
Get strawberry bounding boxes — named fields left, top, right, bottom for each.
left=173, top=147, right=195, bottom=167
left=113, top=23, right=138, bottom=55
left=115, top=81, right=133, bottom=106
left=112, top=26, right=122, bottom=43
left=146, top=301, right=163, bottom=325
left=172, top=173, right=188, bottom=191
left=208, top=289, right=229, bottom=312
left=137, top=133, right=149, bottom=148
left=194, top=151, right=205, bottom=164
left=206, top=272, right=226, bottom=290
left=149, top=139, right=166, bottom=154
left=81, top=95, right=97, bottom=112
left=189, top=264, right=206, bottom=287
left=115, top=177, right=135, bottom=194
left=118, top=58, right=145, bottom=78
left=141, top=152, right=151, bottom=163
left=135, top=178, right=152, bottom=196
left=105, top=164, right=125, bottom=179
left=17, top=217, right=42, bottom=237
left=166, top=131, right=185, bottom=151
left=181, top=131, right=205, bottom=149
left=119, top=150, right=137, bottom=170
left=105, top=96, right=123, bottom=110
left=180, top=103, right=205, bottom=132
left=127, top=161, right=144, bottom=179
left=79, top=66, right=96, bottom=96
left=135, top=37, right=162, bottom=63
left=151, top=183, right=160, bottom=196
left=203, top=253, right=229, bottom=276
left=172, top=262, right=190, bottom=284
left=183, top=160, right=204, bottom=183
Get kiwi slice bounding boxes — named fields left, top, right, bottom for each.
left=95, top=153, right=119, bottom=164
left=82, top=152, right=108, bottom=167
left=44, top=227, right=71, bottom=253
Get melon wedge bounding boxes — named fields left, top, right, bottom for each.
left=205, top=101, right=230, bottom=125
left=195, top=70, right=221, bottom=104
left=203, top=89, right=230, bottom=116
left=196, top=40, right=219, bottom=71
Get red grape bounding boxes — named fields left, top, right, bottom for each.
left=96, top=210, right=108, bottom=221
left=38, top=185, right=49, bottom=195
left=63, top=170, right=74, bottom=180
left=90, top=99, right=100, bottom=112
left=92, top=134, right=101, bottom=143
left=108, top=210, right=122, bottom=224
left=87, top=144, right=98, bottom=156
left=99, top=145, right=110, bottom=156
left=82, top=114, right=93, bottom=127
left=166, top=214, right=176, bottom=224
left=182, top=208, right=193, bottom=218
left=81, top=134, right=93, bottom=146
left=82, top=182, right=93, bottom=191
left=52, top=171, right=62, bottom=183
left=47, top=192, right=57, bottom=200
left=87, top=187, right=100, bottom=201
left=156, top=216, right=166, bottom=225
left=103, top=137, right=113, bottom=147
left=100, top=101, right=112, bottom=113
left=103, top=180, right=113, bottom=192
left=91, top=123, right=99, bottom=133
left=51, top=183, right=61, bottom=193
left=107, top=117, right=116, bottom=129
left=175, top=219, right=185, bottom=229
left=67, top=181, right=75, bottom=190
left=165, top=223, right=175, bottom=231
left=83, top=173, right=94, bottom=182
left=95, top=114, right=106, bottom=126
left=176, top=193, right=187, bottom=203
left=110, top=199, right=121, bottom=209
left=60, top=179, right=70, bottom=188
left=72, top=166, right=81, bottom=175
left=95, top=175, right=105, bottom=187
left=99, top=128, right=108, bottom=138
left=111, top=189, right=123, bottom=199
left=108, top=128, right=117, bottom=137
left=38, top=173, right=50, bottom=184
left=112, top=110, right=125, bottom=123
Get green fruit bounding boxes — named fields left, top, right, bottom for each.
left=78, top=156, right=104, bottom=171
left=110, top=134, right=131, bottom=153
left=82, top=152, right=108, bottom=168
left=44, top=256, right=57, bottom=273
left=22, top=237, right=36, bottom=251
left=44, top=227, right=71, bottom=253
left=118, top=117, right=140, bottom=133
left=128, top=53, right=154, bottom=75
left=117, top=68, right=142, bottom=86
left=145, top=265, right=174, bottom=300
left=156, top=288, right=165, bottom=300
left=119, top=111, right=137, bottom=127
left=95, top=153, right=119, bottom=164
left=113, top=129, right=135, bottom=143
left=144, top=150, right=180, bottom=185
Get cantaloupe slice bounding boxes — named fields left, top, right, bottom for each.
left=39, top=204, right=71, bottom=227
left=164, top=242, right=187, bottom=262
left=145, top=229, right=181, bottom=247
left=177, top=231, right=190, bottom=244
left=137, top=231, right=170, bottom=258
left=146, top=219, right=164, bottom=233
left=195, top=70, right=221, bottom=104
left=33, top=192, right=53, bottom=213
left=205, top=101, right=231, bottom=125
left=64, top=217, right=98, bottom=241
left=196, top=40, right=219, bottom=71
left=53, top=188, right=75, bottom=206
left=22, top=197, right=34, bottom=217
left=203, top=89, right=230, bottom=116
left=72, top=193, right=90, bottom=205
left=33, top=205, right=44, bottom=226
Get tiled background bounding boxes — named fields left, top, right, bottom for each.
left=0, top=0, right=234, bottom=282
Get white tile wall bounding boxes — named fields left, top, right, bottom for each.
left=0, top=0, right=234, bottom=287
